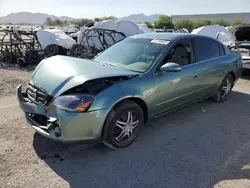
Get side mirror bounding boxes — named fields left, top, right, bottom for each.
left=160, top=62, right=182, bottom=72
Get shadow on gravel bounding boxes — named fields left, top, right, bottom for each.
left=33, top=91, right=250, bottom=188
left=242, top=69, right=250, bottom=80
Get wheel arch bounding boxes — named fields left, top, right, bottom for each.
left=228, top=71, right=236, bottom=82
left=101, top=96, right=148, bottom=139
left=219, top=71, right=236, bottom=89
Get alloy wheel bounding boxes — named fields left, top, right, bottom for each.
left=220, top=77, right=232, bottom=100
left=113, top=111, right=139, bottom=143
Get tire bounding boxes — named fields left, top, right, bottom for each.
left=102, top=100, right=144, bottom=149
left=213, top=73, right=234, bottom=102
left=17, top=58, right=26, bottom=67
left=44, top=44, right=60, bottom=57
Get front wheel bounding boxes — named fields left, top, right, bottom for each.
left=213, top=73, right=234, bottom=102
left=102, top=100, right=144, bottom=149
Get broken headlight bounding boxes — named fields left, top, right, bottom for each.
left=54, top=94, right=94, bottom=112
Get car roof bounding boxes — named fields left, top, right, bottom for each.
left=129, top=32, right=215, bottom=41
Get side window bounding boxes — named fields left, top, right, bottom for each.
left=218, top=43, right=226, bottom=56
left=193, top=38, right=220, bottom=62
left=164, top=39, right=193, bottom=66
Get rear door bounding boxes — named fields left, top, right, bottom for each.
left=191, top=37, right=228, bottom=97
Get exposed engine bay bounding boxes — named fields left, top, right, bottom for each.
left=233, top=24, right=250, bottom=41
left=62, top=75, right=136, bottom=96
left=229, top=24, right=250, bottom=68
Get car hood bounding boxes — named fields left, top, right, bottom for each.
left=32, top=55, right=138, bottom=97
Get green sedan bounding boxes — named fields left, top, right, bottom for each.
left=17, top=33, right=243, bottom=149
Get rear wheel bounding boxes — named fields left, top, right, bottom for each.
left=102, top=100, right=144, bottom=149
left=213, top=73, right=234, bottom=102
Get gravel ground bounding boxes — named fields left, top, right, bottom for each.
left=0, top=66, right=250, bottom=188
left=0, top=63, right=34, bottom=97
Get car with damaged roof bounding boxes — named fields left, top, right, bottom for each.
left=17, top=33, right=242, bottom=149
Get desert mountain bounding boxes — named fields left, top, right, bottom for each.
left=0, top=12, right=75, bottom=24
left=120, top=13, right=162, bottom=23
left=0, top=12, right=162, bottom=24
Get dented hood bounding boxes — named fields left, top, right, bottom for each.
left=32, top=55, right=137, bottom=97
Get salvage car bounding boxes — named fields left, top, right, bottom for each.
left=229, top=24, right=250, bottom=69
left=17, top=33, right=242, bottom=149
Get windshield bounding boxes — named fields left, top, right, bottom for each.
left=94, top=38, right=168, bottom=72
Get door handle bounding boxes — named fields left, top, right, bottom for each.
left=223, top=62, right=227, bottom=67
left=193, top=73, right=199, bottom=78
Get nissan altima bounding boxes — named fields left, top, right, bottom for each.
left=17, top=33, right=243, bottom=149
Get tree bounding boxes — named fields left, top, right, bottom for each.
left=94, top=16, right=117, bottom=22
left=211, top=19, right=230, bottom=27
left=175, top=20, right=195, bottom=30
left=63, top=20, right=68, bottom=26
left=144, top=21, right=153, bottom=28
left=233, top=20, right=243, bottom=25
left=193, top=20, right=212, bottom=28
left=70, top=18, right=93, bottom=26
left=154, top=15, right=174, bottom=29
left=54, top=19, right=63, bottom=26
left=44, top=17, right=54, bottom=26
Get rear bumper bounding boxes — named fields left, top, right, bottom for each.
left=17, top=84, right=109, bottom=142
left=243, top=60, right=250, bottom=69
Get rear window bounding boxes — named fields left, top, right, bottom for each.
left=193, top=38, right=220, bottom=62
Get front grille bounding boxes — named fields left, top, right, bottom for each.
left=26, top=83, right=51, bottom=105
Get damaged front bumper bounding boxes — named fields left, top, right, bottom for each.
left=16, top=84, right=109, bottom=142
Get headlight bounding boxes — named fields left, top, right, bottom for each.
left=54, top=94, right=94, bottom=112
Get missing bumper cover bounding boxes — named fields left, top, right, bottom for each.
left=27, top=113, right=61, bottom=137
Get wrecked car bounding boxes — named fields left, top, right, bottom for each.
left=17, top=33, right=242, bottom=149
left=0, top=28, right=44, bottom=64
left=191, top=24, right=233, bottom=46
left=69, top=19, right=150, bottom=59
left=229, top=24, right=250, bottom=69
left=36, top=29, right=76, bottom=57
left=69, top=27, right=126, bottom=59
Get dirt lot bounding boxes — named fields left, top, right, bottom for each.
left=0, top=66, right=250, bottom=188
left=0, top=63, right=33, bottom=97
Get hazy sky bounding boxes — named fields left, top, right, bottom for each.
left=1, top=0, right=250, bottom=18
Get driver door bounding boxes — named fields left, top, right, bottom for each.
left=152, top=39, right=203, bottom=116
